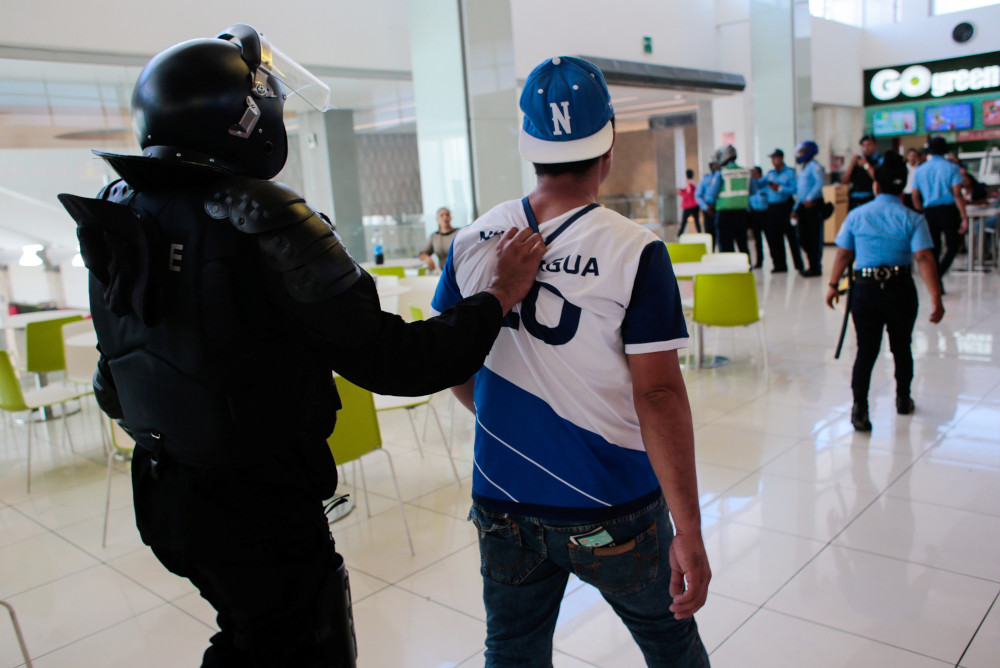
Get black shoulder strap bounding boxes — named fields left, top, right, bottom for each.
left=521, top=196, right=600, bottom=245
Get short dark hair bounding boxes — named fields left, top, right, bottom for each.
left=875, top=150, right=907, bottom=195
left=533, top=117, right=614, bottom=178
left=686, top=168, right=694, bottom=178
left=859, top=134, right=876, bottom=144
left=534, top=156, right=601, bottom=178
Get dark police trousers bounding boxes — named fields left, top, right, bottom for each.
left=132, top=448, right=356, bottom=667
left=923, top=204, right=962, bottom=278
left=716, top=209, right=750, bottom=255
left=796, top=202, right=825, bottom=273
left=850, top=274, right=918, bottom=407
left=763, top=200, right=802, bottom=271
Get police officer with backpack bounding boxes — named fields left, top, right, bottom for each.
left=58, top=25, right=543, bottom=667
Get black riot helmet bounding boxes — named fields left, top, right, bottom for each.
left=131, top=24, right=331, bottom=180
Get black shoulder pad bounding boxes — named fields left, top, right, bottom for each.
left=204, top=177, right=317, bottom=234
left=203, top=177, right=362, bottom=302
left=97, top=178, right=135, bottom=205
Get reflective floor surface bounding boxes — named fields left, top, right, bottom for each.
left=1, top=247, right=998, bottom=667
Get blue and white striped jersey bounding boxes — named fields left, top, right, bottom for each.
left=432, top=197, right=689, bottom=519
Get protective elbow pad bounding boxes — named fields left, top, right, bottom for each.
left=205, top=178, right=361, bottom=302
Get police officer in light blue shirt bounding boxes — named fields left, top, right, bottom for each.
left=694, top=161, right=720, bottom=249
left=911, top=136, right=968, bottom=284
left=795, top=141, right=826, bottom=276
left=825, top=150, right=944, bottom=433
left=748, top=166, right=768, bottom=268
left=762, top=148, right=802, bottom=272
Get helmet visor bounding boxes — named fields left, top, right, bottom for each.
left=261, top=42, right=332, bottom=112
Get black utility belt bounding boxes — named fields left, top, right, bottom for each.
left=853, top=265, right=910, bottom=282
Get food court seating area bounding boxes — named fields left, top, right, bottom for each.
left=1, top=247, right=999, bottom=667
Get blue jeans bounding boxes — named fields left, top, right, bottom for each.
left=470, top=497, right=710, bottom=668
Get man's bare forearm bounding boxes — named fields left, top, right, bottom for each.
left=632, top=363, right=701, bottom=536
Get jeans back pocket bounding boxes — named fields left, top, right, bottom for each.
left=567, top=520, right=659, bottom=596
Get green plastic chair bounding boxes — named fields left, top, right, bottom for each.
left=666, top=242, right=708, bottom=264
left=24, top=314, right=85, bottom=378
left=328, top=376, right=414, bottom=554
left=0, top=351, right=89, bottom=492
left=692, top=272, right=768, bottom=370
left=369, top=265, right=406, bottom=278
left=667, top=243, right=708, bottom=282
left=409, top=305, right=424, bottom=322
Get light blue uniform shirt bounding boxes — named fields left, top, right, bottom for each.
left=835, top=194, right=934, bottom=268
left=796, top=160, right=824, bottom=204
left=695, top=171, right=719, bottom=210
left=749, top=178, right=769, bottom=211
left=763, top=165, right=796, bottom=204
left=911, top=155, right=962, bottom=207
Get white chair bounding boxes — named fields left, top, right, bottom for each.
left=0, top=600, right=33, bottom=667
left=0, top=351, right=90, bottom=492
left=374, top=392, right=462, bottom=484
left=61, top=319, right=98, bottom=386
left=102, top=418, right=135, bottom=547
left=679, top=232, right=713, bottom=255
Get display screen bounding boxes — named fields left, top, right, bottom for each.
left=984, top=98, right=1000, bottom=127
left=925, top=102, right=974, bottom=131
left=872, top=109, right=917, bottom=136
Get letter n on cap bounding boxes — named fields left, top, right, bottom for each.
left=550, top=101, right=571, bottom=135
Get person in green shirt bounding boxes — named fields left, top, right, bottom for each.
left=706, top=144, right=751, bottom=255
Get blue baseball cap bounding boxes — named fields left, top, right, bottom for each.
left=519, top=56, right=614, bottom=164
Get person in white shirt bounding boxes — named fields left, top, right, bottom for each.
left=432, top=56, right=710, bottom=667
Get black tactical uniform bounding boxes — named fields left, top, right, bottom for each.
left=60, top=26, right=509, bottom=668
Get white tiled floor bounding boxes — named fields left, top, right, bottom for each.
left=2, top=246, right=999, bottom=667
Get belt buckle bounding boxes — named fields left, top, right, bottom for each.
left=874, top=266, right=891, bottom=281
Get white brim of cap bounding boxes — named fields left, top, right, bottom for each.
left=518, top=120, right=614, bottom=164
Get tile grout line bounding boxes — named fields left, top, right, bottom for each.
left=953, top=588, right=1000, bottom=668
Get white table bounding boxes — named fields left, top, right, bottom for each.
left=360, top=258, right=427, bottom=276
left=375, top=284, right=411, bottom=315
left=672, top=262, right=752, bottom=369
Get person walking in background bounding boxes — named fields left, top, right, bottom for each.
left=706, top=144, right=751, bottom=255
left=795, top=140, right=826, bottom=277
left=763, top=147, right=802, bottom=273
left=695, top=160, right=720, bottom=249
left=434, top=55, right=711, bottom=668
left=678, top=168, right=701, bottom=234
left=911, top=136, right=968, bottom=289
left=841, top=134, right=882, bottom=211
left=419, top=206, right=459, bottom=273
left=902, top=147, right=923, bottom=210
left=825, top=151, right=943, bottom=432
left=748, top=166, right=768, bottom=268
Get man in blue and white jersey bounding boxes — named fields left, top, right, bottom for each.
left=432, top=56, right=710, bottom=667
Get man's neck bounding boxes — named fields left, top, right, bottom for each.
left=527, top=174, right=601, bottom=223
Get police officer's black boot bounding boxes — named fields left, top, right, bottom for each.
left=896, top=396, right=915, bottom=415
left=851, top=403, right=872, bottom=432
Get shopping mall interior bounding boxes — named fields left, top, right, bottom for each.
left=1, top=1, right=999, bottom=666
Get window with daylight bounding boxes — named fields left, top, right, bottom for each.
left=933, top=0, right=999, bottom=14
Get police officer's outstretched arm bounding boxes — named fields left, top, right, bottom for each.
left=279, top=227, right=544, bottom=397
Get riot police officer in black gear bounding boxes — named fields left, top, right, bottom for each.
left=59, top=25, right=544, bottom=668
